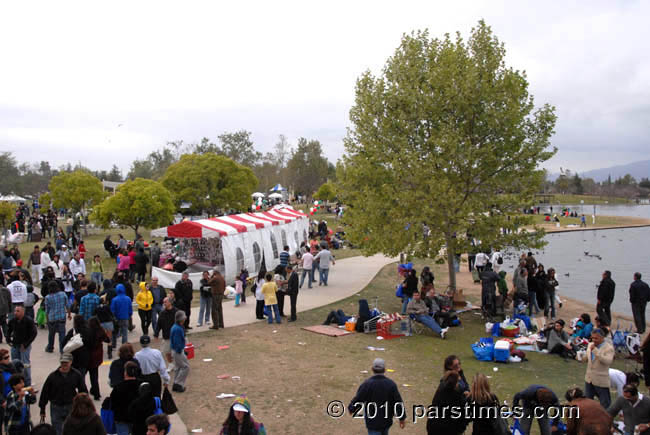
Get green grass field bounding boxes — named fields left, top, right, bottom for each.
left=540, top=194, right=635, bottom=205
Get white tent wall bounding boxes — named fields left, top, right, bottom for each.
left=220, top=233, right=241, bottom=284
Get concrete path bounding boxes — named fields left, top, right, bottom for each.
left=22, top=254, right=395, bottom=434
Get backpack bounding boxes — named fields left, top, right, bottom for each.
left=497, top=256, right=503, bottom=265
left=2, top=370, right=11, bottom=397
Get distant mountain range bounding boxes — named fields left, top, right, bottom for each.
left=549, top=160, right=650, bottom=182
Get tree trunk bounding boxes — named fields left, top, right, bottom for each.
left=134, top=225, right=139, bottom=241
left=445, top=233, right=457, bottom=293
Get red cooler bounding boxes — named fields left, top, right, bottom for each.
left=184, top=342, right=195, bottom=359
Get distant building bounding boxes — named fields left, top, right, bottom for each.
left=102, top=180, right=124, bottom=194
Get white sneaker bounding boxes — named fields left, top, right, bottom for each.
left=168, top=364, right=176, bottom=372
left=440, top=327, right=449, bottom=339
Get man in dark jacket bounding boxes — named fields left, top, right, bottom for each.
left=208, top=270, right=225, bottom=330
left=157, top=298, right=177, bottom=365
left=174, top=273, right=193, bottom=330
left=7, top=305, right=37, bottom=386
left=597, top=270, right=615, bottom=325
left=134, top=249, right=149, bottom=283
left=630, top=272, right=650, bottom=334
left=479, top=269, right=500, bottom=317
left=348, top=358, right=406, bottom=433
left=110, top=361, right=141, bottom=435
left=39, top=353, right=88, bottom=435
left=286, top=265, right=299, bottom=322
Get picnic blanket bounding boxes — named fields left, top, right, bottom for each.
left=302, top=325, right=354, bottom=337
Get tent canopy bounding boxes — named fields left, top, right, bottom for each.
left=268, top=193, right=283, bottom=199
left=251, top=192, right=265, bottom=198
left=0, top=194, right=27, bottom=202
left=269, top=184, right=286, bottom=192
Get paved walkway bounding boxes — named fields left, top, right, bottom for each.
left=23, top=254, right=395, bottom=434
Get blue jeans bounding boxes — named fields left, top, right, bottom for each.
left=415, top=314, right=442, bottom=335
left=11, top=344, right=31, bottom=385
left=51, top=403, right=72, bottom=435
left=91, top=272, right=103, bottom=288
left=47, top=319, right=66, bottom=353
left=320, top=268, right=330, bottom=285
left=112, top=319, right=129, bottom=348
left=544, top=290, right=556, bottom=318
left=368, top=428, right=390, bottom=435
left=585, top=382, right=611, bottom=410
left=198, top=295, right=212, bottom=325
left=401, top=298, right=410, bottom=315
left=151, top=304, right=163, bottom=336
left=115, top=421, right=132, bottom=435
left=519, top=412, right=551, bottom=435
left=300, top=268, right=314, bottom=288
left=265, top=304, right=281, bottom=324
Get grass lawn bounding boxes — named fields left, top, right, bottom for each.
left=176, top=259, right=630, bottom=434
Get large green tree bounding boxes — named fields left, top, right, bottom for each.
left=49, top=170, right=104, bottom=235
left=92, top=178, right=175, bottom=239
left=161, top=153, right=258, bottom=215
left=314, top=182, right=336, bottom=202
left=217, top=130, right=262, bottom=168
left=287, top=138, right=329, bottom=197
left=338, top=21, right=557, bottom=290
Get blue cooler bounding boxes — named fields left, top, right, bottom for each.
left=494, top=340, right=510, bottom=363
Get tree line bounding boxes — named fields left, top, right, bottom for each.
left=543, top=169, right=650, bottom=199
left=0, top=131, right=336, bottom=198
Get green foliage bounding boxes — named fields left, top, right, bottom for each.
left=127, top=142, right=184, bottom=180
left=338, top=20, right=557, bottom=289
left=49, top=170, right=104, bottom=213
left=217, top=130, right=262, bottom=167
left=314, top=182, right=336, bottom=202
left=0, top=201, right=15, bottom=233
left=161, top=153, right=258, bottom=215
left=287, top=138, right=329, bottom=197
left=92, top=178, right=175, bottom=238
left=38, top=193, right=52, bottom=210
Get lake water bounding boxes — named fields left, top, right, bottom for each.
left=503, top=205, right=650, bottom=319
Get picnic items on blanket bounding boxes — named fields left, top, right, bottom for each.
left=494, top=340, right=511, bottom=363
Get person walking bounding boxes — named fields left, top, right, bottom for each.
left=110, top=284, right=132, bottom=348
left=79, top=284, right=101, bottom=322
left=544, top=268, right=559, bottom=320
left=87, top=317, right=110, bottom=401
left=44, top=281, right=68, bottom=353
left=26, top=245, right=41, bottom=283
left=596, top=270, right=615, bottom=325
left=156, top=298, right=177, bottom=370
left=7, top=305, right=37, bottom=386
left=286, top=265, right=299, bottom=322
left=170, top=311, right=190, bottom=392
left=314, top=245, right=335, bottom=286
left=299, top=250, right=314, bottom=289
left=426, top=371, right=468, bottom=435
left=0, top=284, right=12, bottom=343
left=208, top=270, right=225, bottom=330
left=585, top=328, right=615, bottom=409
left=61, top=393, right=106, bottom=435
left=109, top=361, right=141, bottom=435
left=149, top=277, right=166, bottom=339
left=348, top=358, right=406, bottom=434
left=134, top=249, right=149, bottom=283
left=89, top=255, right=104, bottom=290
left=39, top=353, right=88, bottom=435
left=629, top=272, right=650, bottom=334
left=197, top=271, right=212, bottom=327
left=174, top=273, right=193, bottom=330
left=134, top=335, right=169, bottom=398
left=5, top=373, right=38, bottom=435
left=136, top=282, right=153, bottom=336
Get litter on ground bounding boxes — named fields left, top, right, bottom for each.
left=216, top=393, right=236, bottom=399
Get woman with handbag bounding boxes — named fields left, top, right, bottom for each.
left=63, top=315, right=94, bottom=379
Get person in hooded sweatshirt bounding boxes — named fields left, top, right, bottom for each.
left=110, top=284, right=133, bottom=348
left=62, top=393, right=106, bottom=435
left=128, top=382, right=157, bottom=435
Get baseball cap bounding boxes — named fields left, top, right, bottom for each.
left=233, top=404, right=249, bottom=413
left=140, top=335, right=151, bottom=346
left=372, top=358, right=385, bottom=372
left=60, top=353, right=73, bottom=363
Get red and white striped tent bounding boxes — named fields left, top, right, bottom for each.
left=150, top=206, right=309, bottom=284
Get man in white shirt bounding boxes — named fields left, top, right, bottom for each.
left=6, top=276, right=27, bottom=320
left=299, top=251, right=314, bottom=289
left=314, top=247, right=335, bottom=286
left=490, top=251, right=503, bottom=273
left=475, top=252, right=489, bottom=272
left=40, top=249, right=52, bottom=281
left=56, top=245, right=72, bottom=264
left=135, top=335, right=170, bottom=398
left=69, top=252, right=86, bottom=276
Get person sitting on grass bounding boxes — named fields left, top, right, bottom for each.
left=564, top=387, right=612, bottom=435
left=548, top=319, right=577, bottom=360
left=607, top=384, right=650, bottom=435
left=322, top=309, right=351, bottom=326
left=407, top=291, right=448, bottom=339
left=573, top=313, right=594, bottom=340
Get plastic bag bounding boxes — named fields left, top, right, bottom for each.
left=63, top=333, right=84, bottom=353
left=485, top=322, right=494, bottom=334
left=36, top=306, right=47, bottom=327
left=395, top=284, right=404, bottom=298
left=162, top=387, right=178, bottom=414
left=471, top=337, right=494, bottom=362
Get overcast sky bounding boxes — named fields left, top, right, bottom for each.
left=1, top=1, right=648, bottom=176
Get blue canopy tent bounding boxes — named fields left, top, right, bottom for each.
left=269, top=184, right=287, bottom=192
